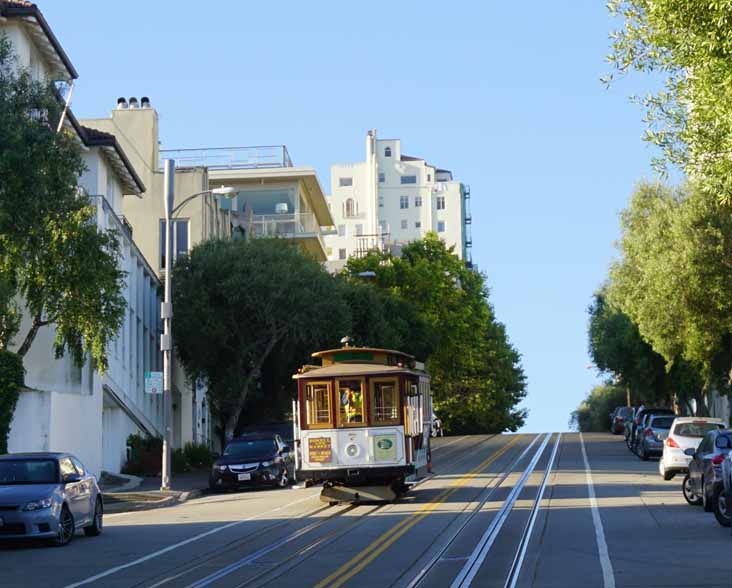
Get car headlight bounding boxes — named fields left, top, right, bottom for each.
left=261, top=460, right=274, bottom=468
left=215, top=465, right=228, bottom=472
left=21, top=497, right=53, bottom=512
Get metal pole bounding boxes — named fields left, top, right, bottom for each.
left=161, top=159, right=175, bottom=491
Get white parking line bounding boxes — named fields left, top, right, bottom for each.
left=579, top=432, right=615, bottom=588
left=63, top=491, right=320, bottom=588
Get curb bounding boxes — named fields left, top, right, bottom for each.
left=103, top=487, right=204, bottom=514
left=100, top=472, right=144, bottom=493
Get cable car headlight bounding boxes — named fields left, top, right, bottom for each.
left=345, top=443, right=360, bottom=458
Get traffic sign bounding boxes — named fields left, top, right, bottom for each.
left=145, top=371, right=163, bottom=395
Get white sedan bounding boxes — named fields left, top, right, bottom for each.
left=659, top=417, right=727, bottom=480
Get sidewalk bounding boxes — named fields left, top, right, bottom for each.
left=100, top=470, right=210, bottom=513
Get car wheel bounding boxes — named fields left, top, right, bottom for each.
left=713, top=486, right=732, bottom=527
left=50, top=505, right=75, bottom=546
left=277, top=468, right=289, bottom=488
left=683, top=474, right=703, bottom=506
left=84, top=497, right=103, bottom=537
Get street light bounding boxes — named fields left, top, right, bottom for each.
left=160, top=159, right=235, bottom=491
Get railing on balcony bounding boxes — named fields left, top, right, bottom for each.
left=249, top=212, right=319, bottom=238
left=159, top=145, right=293, bottom=170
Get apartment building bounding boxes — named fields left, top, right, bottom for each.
left=82, top=103, right=333, bottom=448
left=325, top=131, right=472, bottom=272
left=1, top=0, right=164, bottom=475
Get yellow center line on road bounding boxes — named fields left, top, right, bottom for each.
left=313, top=434, right=524, bottom=588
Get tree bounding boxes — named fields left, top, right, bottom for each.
left=570, top=384, right=627, bottom=432
left=606, top=1, right=732, bottom=205
left=172, top=238, right=350, bottom=439
left=344, top=234, right=527, bottom=433
left=0, top=36, right=125, bottom=371
left=607, top=181, right=732, bottom=414
left=588, top=289, right=667, bottom=406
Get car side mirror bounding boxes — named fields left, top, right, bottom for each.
left=684, top=448, right=696, bottom=457
left=63, top=473, right=82, bottom=484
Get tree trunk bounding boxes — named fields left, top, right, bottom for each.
left=225, top=332, right=282, bottom=438
left=626, top=383, right=631, bottom=408
left=695, top=383, right=710, bottom=416
left=16, top=310, right=44, bottom=358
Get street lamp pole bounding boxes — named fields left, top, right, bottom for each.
left=159, top=162, right=236, bottom=491
left=161, top=159, right=175, bottom=491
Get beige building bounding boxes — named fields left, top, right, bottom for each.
left=83, top=102, right=333, bottom=446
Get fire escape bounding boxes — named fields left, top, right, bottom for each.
left=464, top=185, right=473, bottom=268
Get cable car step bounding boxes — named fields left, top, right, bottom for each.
left=320, top=484, right=397, bottom=504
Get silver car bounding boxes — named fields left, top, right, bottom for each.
left=638, top=414, right=676, bottom=460
left=0, top=452, right=103, bottom=546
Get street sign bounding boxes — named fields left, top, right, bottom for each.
left=145, top=371, right=163, bottom=395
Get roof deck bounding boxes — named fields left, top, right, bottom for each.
left=160, top=145, right=293, bottom=170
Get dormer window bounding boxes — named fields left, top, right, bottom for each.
left=384, top=147, right=392, bottom=157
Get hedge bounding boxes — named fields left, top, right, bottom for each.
left=0, top=350, right=24, bottom=454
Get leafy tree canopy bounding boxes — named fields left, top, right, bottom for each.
left=607, top=181, right=732, bottom=413
left=606, top=1, right=732, bottom=204
left=344, top=233, right=527, bottom=433
left=570, top=384, right=626, bottom=433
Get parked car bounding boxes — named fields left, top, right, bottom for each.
left=209, top=433, right=294, bottom=491
left=683, top=429, right=732, bottom=522
left=659, top=417, right=726, bottom=481
left=637, top=414, right=675, bottom=461
left=0, top=452, right=103, bottom=546
left=610, top=406, right=634, bottom=435
left=629, top=408, right=675, bottom=453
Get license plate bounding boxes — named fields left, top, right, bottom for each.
left=237, top=473, right=251, bottom=481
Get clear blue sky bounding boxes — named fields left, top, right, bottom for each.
left=42, top=1, right=658, bottom=433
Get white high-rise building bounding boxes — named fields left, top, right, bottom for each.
left=325, top=131, right=472, bottom=272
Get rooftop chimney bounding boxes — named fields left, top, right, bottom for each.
left=128, top=97, right=139, bottom=109
left=116, top=97, right=128, bottom=109
left=140, top=96, right=151, bottom=109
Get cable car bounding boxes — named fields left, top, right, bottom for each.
left=292, top=340, right=432, bottom=503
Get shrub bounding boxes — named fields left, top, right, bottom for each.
left=122, top=433, right=193, bottom=475
left=0, top=351, right=24, bottom=454
left=183, top=442, right=215, bottom=469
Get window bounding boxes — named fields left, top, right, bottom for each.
left=415, top=221, right=422, bottom=229
left=675, top=422, right=724, bottom=437
left=59, top=458, right=76, bottom=480
left=401, top=220, right=408, bottom=230
left=339, top=248, right=347, bottom=260
left=379, top=196, right=384, bottom=208
left=337, top=378, right=365, bottom=426
left=339, top=177, right=353, bottom=187
left=400, top=195, right=409, bottom=209
left=305, top=382, right=332, bottom=428
left=415, top=195, right=423, bottom=207
left=344, top=198, right=357, bottom=218
left=70, top=457, right=86, bottom=476
left=436, top=195, right=446, bottom=210
left=338, top=224, right=346, bottom=237
left=378, top=172, right=385, bottom=183
left=159, top=219, right=189, bottom=269
left=438, top=221, right=446, bottom=233
left=371, top=379, right=400, bottom=425
left=384, top=147, right=392, bottom=157
left=326, top=247, right=333, bottom=257
left=427, top=173, right=432, bottom=182
left=355, top=224, right=363, bottom=236
left=401, top=175, right=417, bottom=185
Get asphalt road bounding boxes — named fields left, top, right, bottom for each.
left=2, top=433, right=729, bottom=588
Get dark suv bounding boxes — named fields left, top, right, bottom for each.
left=209, top=433, right=294, bottom=491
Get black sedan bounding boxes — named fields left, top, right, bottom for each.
left=209, top=434, right=294, bottom=491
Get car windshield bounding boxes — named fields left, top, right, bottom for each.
left=650, top=417, right=674, bottom=429
left=224, top=439, right=277, bottom=459
left=674, top=422, right=724, bottom=438
left=0, top=459, right=58, bottom=485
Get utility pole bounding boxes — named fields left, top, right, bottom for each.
left=161, top=159, right=174, bottom=491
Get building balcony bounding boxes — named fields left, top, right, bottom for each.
left=160, top=145, right=293, bottom=170
left=242, top=212, right=327, bottom=261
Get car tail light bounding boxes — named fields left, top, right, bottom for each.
left=713, top=454, right=725, bottom=465
left=644, top=429, right=655, bottom=438
left=665, top=437, right=679, bottom=448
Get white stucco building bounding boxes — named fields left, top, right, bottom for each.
left=2, top=1, right=164, bottom=475
left=325, top=131, right=472, bottom=272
